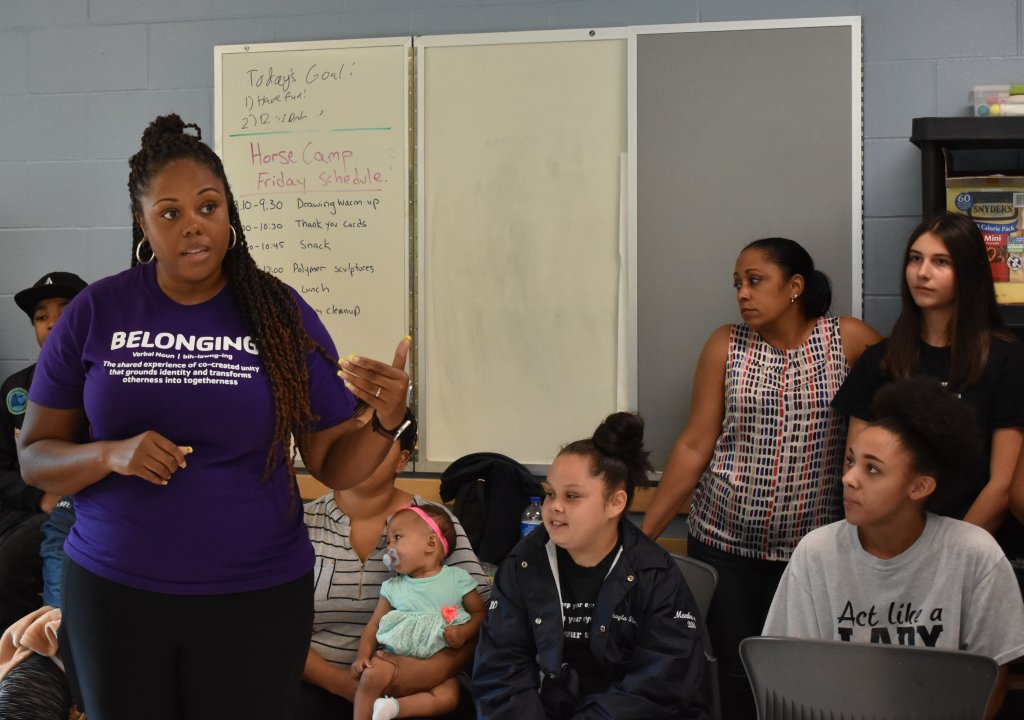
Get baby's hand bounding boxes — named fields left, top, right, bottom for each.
left=443, top=625, right=464, bottom=649
left=351, top=657, right=371, bottom=679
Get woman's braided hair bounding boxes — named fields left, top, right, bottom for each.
left=128, top=114, right=324, bottom=490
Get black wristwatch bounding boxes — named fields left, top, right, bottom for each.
left=372, top=410, right=412, bottom=442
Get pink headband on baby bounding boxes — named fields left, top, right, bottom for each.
left=397, top=505, right=449, bottom=556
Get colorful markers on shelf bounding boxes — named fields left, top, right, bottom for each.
left=973, top=84, right=1024, bottom=116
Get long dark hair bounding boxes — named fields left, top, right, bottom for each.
left=560, top=412, right=653, bottom=511
left=743, top=237, right=832, bottom=318
left=128, top=114, right=324, bottom=490
left=883, top=212, right=1008, bottom=392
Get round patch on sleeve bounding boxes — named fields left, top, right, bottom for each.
left=6, top=387, right=28, bottom=415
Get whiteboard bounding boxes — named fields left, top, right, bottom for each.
left=416, top=29, right=628, bottom=469
left=214, top=38, right=411, bottom=365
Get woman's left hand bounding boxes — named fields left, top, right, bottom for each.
left=374, top=645, right=473, bottom=696
left=339, top=337, right=410, bottom=428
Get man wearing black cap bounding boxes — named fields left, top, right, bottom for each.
left=0, top=271, right=87, bottom=631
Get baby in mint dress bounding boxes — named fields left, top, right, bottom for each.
left=376, top=563, right=477, bottom=658
left=352, top=504, right=486, bottom=720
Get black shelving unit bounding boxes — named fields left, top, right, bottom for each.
left=911, top=117, right=1024, bottom=326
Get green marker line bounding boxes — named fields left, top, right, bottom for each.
left=229, top=130, right=294, bottom=137
left=229, top=127, right=392, bottom=138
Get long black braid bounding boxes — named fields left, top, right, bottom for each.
left=128, top=114, right=326, bottom=493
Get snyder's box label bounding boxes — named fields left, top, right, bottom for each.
left=948, top=184, right=1024, bottom=296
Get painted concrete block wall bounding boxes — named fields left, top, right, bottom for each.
left=2, top=0, right=1023, bottom=385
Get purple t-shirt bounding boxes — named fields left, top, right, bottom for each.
left=30, top=263, right=355, bottom=594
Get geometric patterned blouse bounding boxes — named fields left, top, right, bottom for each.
left=688, top=315, right=849, bottom=561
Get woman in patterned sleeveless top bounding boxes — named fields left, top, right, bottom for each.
left=641, top=237, right=879, bottom=719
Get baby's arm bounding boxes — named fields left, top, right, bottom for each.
left=351, top=596, right=393, bottom=679
left=443, top=589, right=485, bottom=650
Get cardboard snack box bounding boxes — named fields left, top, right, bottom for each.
left=947, top=177, right=1024, bottom=304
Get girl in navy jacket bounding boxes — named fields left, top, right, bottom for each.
left=472, top=413, right=708, bottom=719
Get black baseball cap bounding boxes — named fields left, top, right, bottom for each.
left=14, top=272, right=88, bottom=319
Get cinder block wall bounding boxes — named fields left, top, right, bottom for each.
left=2, top=0, right=1020, bottom=381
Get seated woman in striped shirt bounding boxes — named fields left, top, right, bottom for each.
left=298, top=407, right=490, bottom=720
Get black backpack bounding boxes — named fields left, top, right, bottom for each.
left=439, top=452, right=544, bottom=566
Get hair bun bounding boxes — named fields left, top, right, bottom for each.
left=593, top=412, right=648, bottom=466
left=560, top=412, right=653, bottom=508
left=141, top=114, right=202, bottom=147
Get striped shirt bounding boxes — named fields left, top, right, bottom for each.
left=688, top=316, right=849, bottom=561
left=304, top=493, right=491, bottom=668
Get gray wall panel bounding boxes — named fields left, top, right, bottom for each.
left=636, top=25, right=856, bottom=465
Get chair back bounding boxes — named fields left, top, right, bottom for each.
left=671, top=554, right=718, bottom=621
left=740, top=636, right=998, bottom=720
left=672, top=554, right=722, bottom=720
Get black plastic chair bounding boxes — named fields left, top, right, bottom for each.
left=740, top=636, right=998, bottom=719
left=672, top=554, right=722, bottom=720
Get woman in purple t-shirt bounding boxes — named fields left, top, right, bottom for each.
left=16, top=114, right=411, bottom=720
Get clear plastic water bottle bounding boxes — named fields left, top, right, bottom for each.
left=520, top=496, right=543, bottom=538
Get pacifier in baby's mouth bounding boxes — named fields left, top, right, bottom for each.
left=382, top=547, right=401, bottom=569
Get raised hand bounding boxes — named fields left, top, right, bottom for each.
left=339, top=336, right=411, bottom=428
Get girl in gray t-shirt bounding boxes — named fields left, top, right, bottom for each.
left=765, top=376, right=1024, bottom=718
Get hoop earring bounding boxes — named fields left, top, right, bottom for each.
left=228, top=225, right=238, bottom=250
left=135, top=238, right=155, bottom=265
